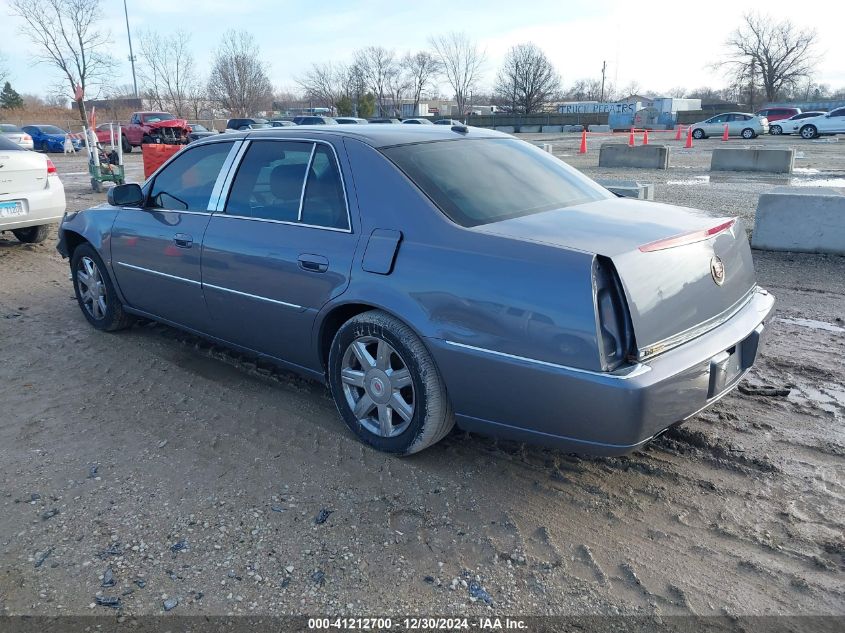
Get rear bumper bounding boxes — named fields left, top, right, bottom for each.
left=426, top=287, right=775, bottom=455
left=0, top=176, right=66, bottom=230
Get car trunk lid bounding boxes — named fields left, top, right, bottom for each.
left=0, top=149, right=47, bottom=196
left=472, top=198, right=757, bottom=356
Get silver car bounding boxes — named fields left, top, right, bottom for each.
left=56, top=126, right=774, bottom=456
left=690, top=112, right=769, bottom=139
left=0, top=123, right=35, bottom=150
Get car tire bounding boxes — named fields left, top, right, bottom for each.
left=40, top=140, right=50, bottom=152
left=692, top=128, right=705, bottom=140
left=741, top=128, right=755, bottom=139
left=328, top=310, right=454, bottom=455
left=70, top=243, right=134, bottom=332
left=770, top=125, right=782, bottom=135
left=12, top=224, right=49, bottom=243
left=122, top=135, right=132, bottom=153
left=800, top=125, right=818, bottom=139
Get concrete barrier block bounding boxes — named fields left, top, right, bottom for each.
left=711, top=147, right=795, bottom=173
left=588, top=124, right=611, bottom=133
left=598, top=144, right=670, bottom=169
left=541, top=125, right=562, bottom=133
left=494, top=126, right=515, bottom=133
left=519, top=125, right=541, bottom=133
left=594, top=179, right=655, bottom=200
left=752, top=187, right=845, bottom=255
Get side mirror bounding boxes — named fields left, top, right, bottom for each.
left=108, top=183, right=144, bottom=207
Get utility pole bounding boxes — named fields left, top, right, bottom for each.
left=600, top=61, right=607, bottom=102
left=123, top=0, right=138, bottom=98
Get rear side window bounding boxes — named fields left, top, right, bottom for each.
left=383, top=138, right=609, bottom=228
left=301, top=145, right=348, bottom=229
left=148, top=141, right=234, bottom=212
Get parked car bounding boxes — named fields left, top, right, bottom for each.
left=22, top=124, right=82, bottom=153
left=768, top=111, right=826, bottom=135
left=690, top=112, right=768, bottom=139
left=368, top=118, right=401, bottom=124
left=0, top=134, right=65, bottom=243
left=225, top=118, right=270, bottom=132
left=401, top=118, right=434, bottom=125
left=335, top=117, right=369, bottom=124
left=186, top=123, right=217, bottom=143
left=797, top=107, right=845, bottom=139
left=57, top=126, right=774, bottom=457
left=269, top=120, right=296, bottom=127
left=122, top=112, right=191, bottom=151
left=434, top=119, right=463, bottom=125
left=755, top=107, right=800, bottom=123
left=293, top=116, right=338, bottom=125
left=0, top=123, right=34, bottom=150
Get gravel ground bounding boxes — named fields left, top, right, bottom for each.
left=0, top=143, right=843, bottom=619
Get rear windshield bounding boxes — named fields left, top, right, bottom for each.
left=382, top=138, right=610, bottom=227
left=0, top=135, right=22, bottom=150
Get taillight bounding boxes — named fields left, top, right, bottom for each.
left=638, top=219, right=735, bottom=253
left=23, top=133, right=32, bottom=141
left=46, top=158, right=57, bottom=174
left=593, top=257, right=635, bottom=371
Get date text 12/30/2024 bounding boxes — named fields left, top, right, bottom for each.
left=308, top=618, right=528, bottom=630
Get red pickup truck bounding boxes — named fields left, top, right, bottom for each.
left=97, top=112, right=191, bottom=152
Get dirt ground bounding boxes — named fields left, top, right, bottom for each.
left=0, top=142, right=843, bottom=620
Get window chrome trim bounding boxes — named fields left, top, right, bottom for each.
left=116, top=261, right=201, bottom=286
left=203, top=283, right=303, bottom=310
left=208, top=140, right=245, bottom=211
left=210, top=212, right=352, bottom=233
left=442, top=340, right=651, bottom=380
left=216, top=137, right=352, bottom=231
left=214, top=140, right=251, bottom=212
left=298, top=143, right=317, bottom=222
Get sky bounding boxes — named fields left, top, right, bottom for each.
left=1, top=0, right=843, bottom=101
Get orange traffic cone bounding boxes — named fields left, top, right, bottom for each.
left=628, top=128, right=635, bottom=147
left=578, top=129, right=587, bottom=154
left=675, top=125, right=682, bottom=141
left=722, top=123, right=729, bottom=141
left=685, top=126, right=693, bottom=148
left=642, top=129, right=649, bottom=145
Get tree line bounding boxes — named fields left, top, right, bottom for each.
left=2, top=1, right=842, bottom=124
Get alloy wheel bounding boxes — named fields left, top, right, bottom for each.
left=340, top=336, right=415, bottom=438
left=76, top=256, right=107, bottom=320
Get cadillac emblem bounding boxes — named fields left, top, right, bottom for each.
left=710, top=256, right=725, bottom=285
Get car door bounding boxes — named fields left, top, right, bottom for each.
left=201, top=138, right=359, bottom=370
left=703, top=115, right=724, bottom=135
left=726, top=114, right=744, bottom=135
left=110, top=140, right=240, bottom=331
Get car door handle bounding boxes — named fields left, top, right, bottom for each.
left=298, top=254, right=328, bottom=273
left=173, top=233, right=193, bottom=248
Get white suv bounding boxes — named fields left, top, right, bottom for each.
left=0, top=134, right=66, bottom=243
left=797, top=107, right=845, bottom=139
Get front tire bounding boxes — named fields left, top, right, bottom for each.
left=12, top=225, right=49, bottom=243
left=71, top=243, right=133, bottom=332
left=328, top=310, right=454, bottom=455
left=692, top=128, right=705, bottom=140
left=741, top=128, right=755, bottom=139
left=122, top=135, right=132, bottom=153
left=800, top=125, right=818, bottom=139
left=770, top=125, right=782, bottom=135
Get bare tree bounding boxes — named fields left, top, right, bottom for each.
left=296, top=62, right=347, bottom=111
left=10, top=0, right=111, bottom=124
left=493, top=43, right=560, bottom=114
left=719, top=13, right=818, bottom=103
left=0, top=52, right=8, bottom=85
left=402, top=51, right=440, bottom=117
left=207, top=30, right=273, bottom=117
left=666, top=86, right=688, bottom=98
left=354, top=47, right=397, bottom=116
left=564, top=78, right=615, bottom=102
left=137, top=30, right=197, bottom=117
left=430, top=32, right=485, bottom=118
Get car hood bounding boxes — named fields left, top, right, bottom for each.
left=147, top=119, right=189, bottom=130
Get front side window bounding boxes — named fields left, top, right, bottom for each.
left=148, top=142, right=234, bottom=212
left=383, top=138, right=610, bottom=228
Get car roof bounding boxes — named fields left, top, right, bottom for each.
left=214, top=124, right=507, bottom=148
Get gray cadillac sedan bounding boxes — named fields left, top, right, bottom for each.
left=57, top=125, right=774, bottom=456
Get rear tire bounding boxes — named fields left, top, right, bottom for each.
left=328, top=310, right=454, bottom=455
left=71, top=243, right=134, bottom=332
left=692, top=128, right=705, bottom=140
left=800, top=125, right=818, bottom=139
left=12, top=224, right=49, bottom=243
left=741, top=128, right=755, bottom=139
left=770, top=125, right=782, bottom=135
left=122, top=135, right=132, bottom=153
left=40, top=140, right=50, bottom=152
